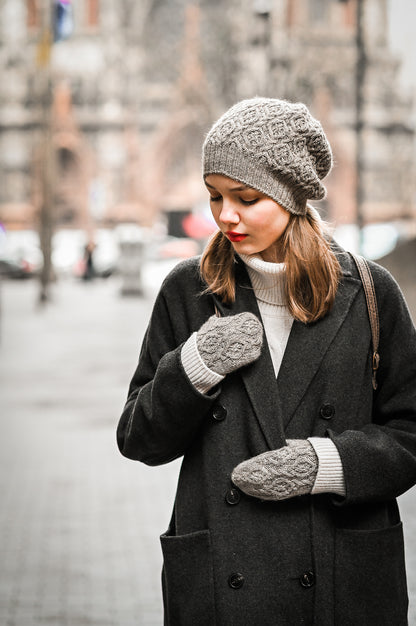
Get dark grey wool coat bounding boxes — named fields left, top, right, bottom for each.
left=117, top=249, right=416, bottom=626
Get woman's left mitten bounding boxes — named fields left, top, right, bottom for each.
left=231, top=440, right=318, bottom=501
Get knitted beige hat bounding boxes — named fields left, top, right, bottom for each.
left=202, top=97, right=333, bottom=216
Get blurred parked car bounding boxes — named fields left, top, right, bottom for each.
left=156, top=236, right=200, bottom=259
left=332, top=222, right=404, bottom=260
left=0, top=230, right=42, bottom=279
left=0, top=257, right=35, bottom=279
left=92, top=229, right=119, bottom=277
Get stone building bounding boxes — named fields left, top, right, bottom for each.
left=236, top=0, right=415, bottom=224
left=0, top=0, right=414, bottom=233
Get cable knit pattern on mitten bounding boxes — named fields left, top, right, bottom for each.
left=196, top=312, right=263, bottom=376
left=231, top=440, right=318, bottom=501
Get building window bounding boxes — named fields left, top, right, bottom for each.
left=309, top=0, right=330, bottom=23
left=27, top=0, right=40, bottom=29
left=86, top=0, right=99, bottom=28
left=343, top=0, right=355, bottom=29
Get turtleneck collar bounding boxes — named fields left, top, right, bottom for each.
left=238, top=253, right=287, bottom=306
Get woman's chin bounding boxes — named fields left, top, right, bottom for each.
left=231, top=240, right=255, bottom=255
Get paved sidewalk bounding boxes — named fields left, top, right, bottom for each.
left=0, top=269, right=415, bottom=625
left=0, top=271, right=181, bottom=626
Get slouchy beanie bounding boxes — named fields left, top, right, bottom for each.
left=202, top=97, right=333, bottom=216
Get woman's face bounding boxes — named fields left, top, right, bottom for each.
left=205, top=174, right=290, bottom=262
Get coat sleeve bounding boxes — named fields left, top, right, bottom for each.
left=329, top=262, right=416, bottom=505
left=116, top=272, right=220, bottom=466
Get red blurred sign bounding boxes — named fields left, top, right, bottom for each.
left=182, top=214, right=217, bottom=239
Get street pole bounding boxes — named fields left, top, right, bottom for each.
left=37, top=0, right=54, bottom=304
left=355, top=0, right=366, bottom=254
left=38, top=100, right=54, bottom=304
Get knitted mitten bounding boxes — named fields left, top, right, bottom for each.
left=231, top=440, right=318, bottom=501
left=196, top=312, right=263, bottom=375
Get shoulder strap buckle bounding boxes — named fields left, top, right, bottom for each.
left=350, top=253, right=380, bottom=390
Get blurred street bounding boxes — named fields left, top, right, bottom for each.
left=0, top=266, right=182, bottom=626
left=0, top=267, right=415, bottom=626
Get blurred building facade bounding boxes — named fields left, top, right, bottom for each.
left=0, top=0, right=415, bottom=232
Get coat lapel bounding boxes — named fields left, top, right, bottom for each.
left=276, top=253, right=361, bottom=430
left=213, top=259, right=286, bottom=450
left=213, top=252, right=361, bottom=446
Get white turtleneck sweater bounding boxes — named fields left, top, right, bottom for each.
left=239, top=253, right=293, bottom=377
left=181, top=254, right=345, bottom=497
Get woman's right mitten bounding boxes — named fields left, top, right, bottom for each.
left=196, top=312, right=263, bottom=375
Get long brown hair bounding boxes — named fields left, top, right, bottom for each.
left=200, top=206, right=340, bottom=323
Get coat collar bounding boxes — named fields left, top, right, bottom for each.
left=212, top=251, right=361, bottom=448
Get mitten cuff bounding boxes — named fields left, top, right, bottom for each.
left=181, top=332, right=224, bottom=394
left=308, top=437, right=346, bottom=496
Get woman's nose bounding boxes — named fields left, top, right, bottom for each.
left=219, top=200, right=239, bottom=225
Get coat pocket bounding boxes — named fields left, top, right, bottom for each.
left=334, top=522, right=408, bottom=625
left=160, top=528, right=216, bottom=626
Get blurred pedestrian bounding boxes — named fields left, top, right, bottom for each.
left=82, top=240, right=95, bottom=281
left=117, top=98, right=416, bottom=625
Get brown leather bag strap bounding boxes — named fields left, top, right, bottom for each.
left=350, top=253, right=380, bottom=390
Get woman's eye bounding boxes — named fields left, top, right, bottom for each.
left=209, top=195, right=222, bottom=202
left=240, top=198, right=258, bottom=206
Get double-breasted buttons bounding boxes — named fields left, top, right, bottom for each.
left=319, top=403, right=335, bottom=420
left=212, top=404, right=227, bottom=422
left=299, top=571, right=315, bottom=588
left=225, top=488, right=240, bottom=505
left=228, top=573, right=245, bottom=589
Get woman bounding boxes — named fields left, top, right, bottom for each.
left=117, top=98, right=416, bottom=625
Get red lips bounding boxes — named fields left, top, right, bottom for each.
left=226, top=231, right=248, bottom=242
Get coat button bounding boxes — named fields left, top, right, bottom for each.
left=225, top=488, right=240, bottom=505
left=299, top=571, right=315, bottom=588
left=228, top=573, right=245, bottom=589
left=319, top=403, right=335, bottom=419
left=212, top=404, right=227, bottom=421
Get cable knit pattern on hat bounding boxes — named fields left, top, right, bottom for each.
left=203, top=97, right=333, bottom=216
